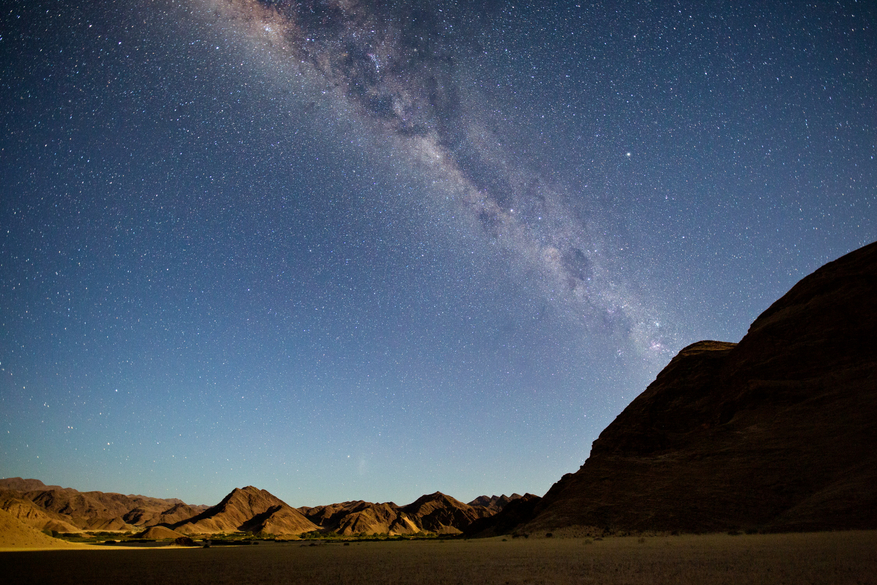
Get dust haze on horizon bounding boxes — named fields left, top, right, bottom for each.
left=1, top=0, right=874, bottom=507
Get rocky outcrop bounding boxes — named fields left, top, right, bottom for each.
left=522, top=241, right=877, bottom=534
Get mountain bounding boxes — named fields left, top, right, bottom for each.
left=26, top=488, right=188, bottom=530
left=171, top=486, right=318, bottom=535
left=0, top=480, right=505, bottom=537
left=0, top=491, right=80, bottom=533
left=465, top=493, right=542, bottom=537
left=334, top=502, right=420, bottom=536
left=0, top=478, right=64, bottom=492
left=520, top=241, right=877, bottom=534
left=402, top=492, right=492, bottom=534
left=0, top=479, right=205, bottom=532
left=123, top=502, right=205, bottom=527
left=300, top=493, right=495, bottom=536
left=467, top=494, right=522, bottom=513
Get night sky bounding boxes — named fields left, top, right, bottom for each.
left=2, top=0, right=874, bottom=507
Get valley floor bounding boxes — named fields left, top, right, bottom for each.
left=1, top=530, right=875, bottom=584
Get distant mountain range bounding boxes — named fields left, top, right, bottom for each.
left=0, top=478, right=525, bottom=537
left=3, top=241, right=875, bottom=539
left=0, top=479, right=207, bottom=534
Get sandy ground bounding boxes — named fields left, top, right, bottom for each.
left=0, top=508, right=83, bottom=551
left=0, top=508, right=135, bottom=551
left=1, top=531, right=876, bottom=584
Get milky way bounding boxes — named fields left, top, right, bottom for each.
left=197, top=0, right=670, bottom=359
left=6, top=0, right=871, bottom=506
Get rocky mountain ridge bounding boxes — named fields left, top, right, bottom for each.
left=0, top=478, right=207, bottom=533
left=0, top=478, right=519, bottom=537
left=169, top=486, right=318, bottom=536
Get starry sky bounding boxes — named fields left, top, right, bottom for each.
left=1, top=0, right=874, bottom=507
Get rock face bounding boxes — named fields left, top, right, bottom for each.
left=171, top=486, right=318, bottom=536
left=524, top=241, right=877, bottom=534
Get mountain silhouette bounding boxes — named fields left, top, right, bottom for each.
left=518, top=241, right=877, bottom=534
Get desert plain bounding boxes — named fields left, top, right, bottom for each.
left=3, top=530, right=877, bottom=585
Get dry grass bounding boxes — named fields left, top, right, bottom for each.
left=1, top=530, right=875, bottom=584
